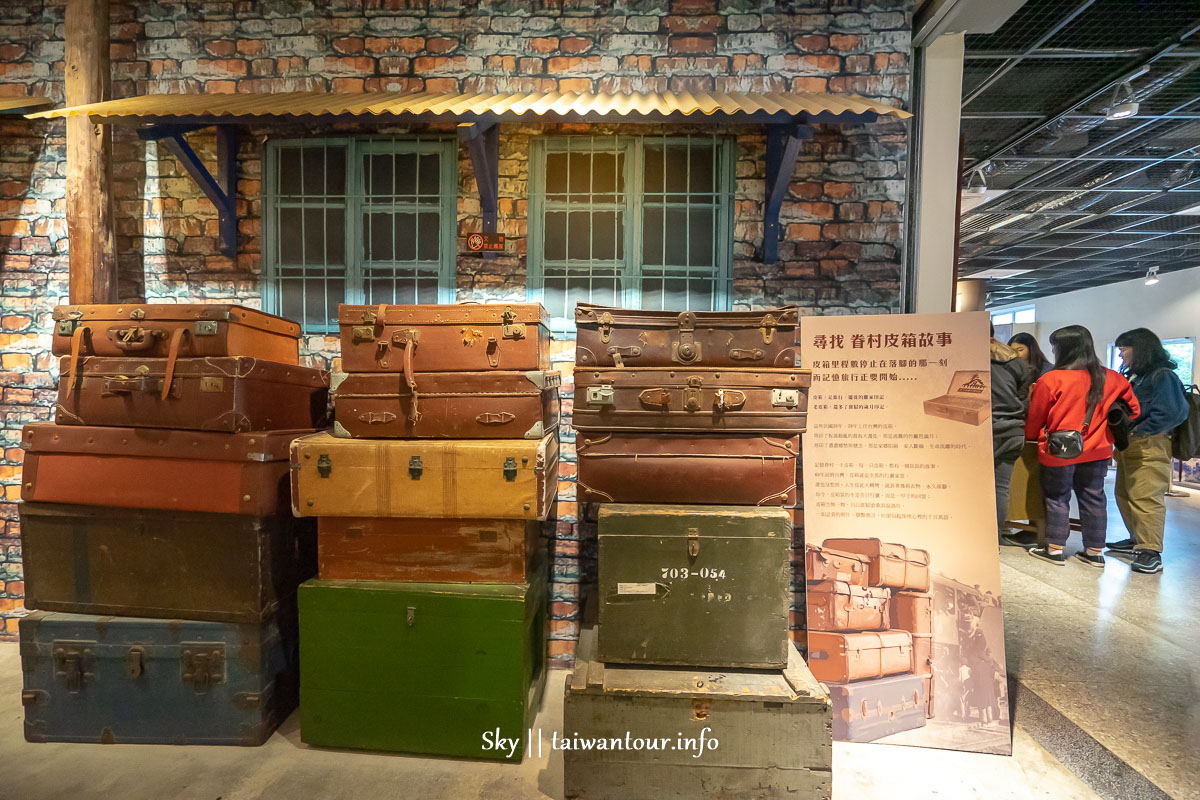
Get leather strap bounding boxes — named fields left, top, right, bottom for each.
left=402, top=335, right=420, bottom=422
left=162, top=327, right=189, bottom=400
left=64, top=326, right=91, bottom=399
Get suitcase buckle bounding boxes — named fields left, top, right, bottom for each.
left=760, top=313, right=777, bottom=344
left=687, top=528, right=700, bottom=558
left=672, top=312, right=701, bottom=364
left=53, top=644, right=93, bottom=694
left=772, top=389, right=800, bottom=408
left=586, top=385, right=615, bottom=406
left=713, top=389, right=747, bottom=411
left=597, top=311, right=615, bottom=343
left=124, top=646, right=145, bottom=679
left=638, top=387, right=671, bottom=408
left=391, top=329, right=420, bottom=347
left=409, top=455, right=423, bottom=480
left=181, top=644, right=225, bottom=693
left=501, top=306, right=526, bottom=340
left=317, top=454, right=332, bottom=478
left=684, top=376, right=703, bottom=411
left=503, top=456, right=518, bottom=482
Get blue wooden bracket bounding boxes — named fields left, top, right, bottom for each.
left=458, top=121, right=500, bottom=255
left=139, top=124, right=238, bottom=257
left=763, top=124, right=815, bottom=264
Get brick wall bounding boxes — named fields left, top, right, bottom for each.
left=0, top=0, right=912, bottom=660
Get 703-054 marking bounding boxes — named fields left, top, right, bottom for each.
left=661, top=567, right=727, bottom=580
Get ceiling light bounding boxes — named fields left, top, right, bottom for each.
left=1106, top=81, right=1139, bottom=120
left=1145, top=265, right=1160, bottom=285
left=965, top=168, right=987, bottom=195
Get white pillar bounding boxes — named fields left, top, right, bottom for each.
left=909, top=33, right=965, bottom=313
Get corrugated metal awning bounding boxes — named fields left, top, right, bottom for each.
left=26, top=90, right=910, bottom=125
left=0, top=96, right=52, bottom=114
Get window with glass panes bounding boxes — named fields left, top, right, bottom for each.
left=528, top=136, right=733, bottom=326
left=263, top=139, right=457, bottom=332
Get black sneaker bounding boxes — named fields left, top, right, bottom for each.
left=1001, top=531, right=1039, bottom=549
left=1029, top=546, right=1066, bottom=565
left=1074, top=551, right=1105, bottom=569
left=1131, top=550, right=1163, bottom=574
left=1105, top=538, right=1136, bottom=553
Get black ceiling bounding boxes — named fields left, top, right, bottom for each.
left=956, top=0, right=1200, bottom=307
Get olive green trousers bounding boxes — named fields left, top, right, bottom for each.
left=1114, top=433, right=1173, bottom=553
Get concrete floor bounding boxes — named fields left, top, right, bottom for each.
left=0, top=476, right=1192, bottom=799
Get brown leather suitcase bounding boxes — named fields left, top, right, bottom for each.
left=20, top=502, right=315, bottom=623
left=338, top=303, right=551, bottom=373
left=52, top=305, right=301, bottom=391
left=318, top=518, right=545, bottom=583
left=55, top=356, right=329, bottom=433
left=912, top=633, right=932, bottom=676
left=576, top=432, right=798, bottom=506
left=575, top=303, right=799, bottom=368
left=20, top=423, right=308, bottom=515
left=820, top=538, right=931, bottom=592
left=331, top=370, right=559, bottom=439
left=890, top=591, right=933, bottom=635
left=805, top=544, right=870, bottom=587
left=806, top=630, right=913, bottom=683
left=806, top=581, right=891, bottom=632
left=572, top=367, right=809, bottom=433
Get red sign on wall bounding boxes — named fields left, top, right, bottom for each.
left=466, top=233, right=505, bottom=252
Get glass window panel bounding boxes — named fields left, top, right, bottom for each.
left=325, top=147, right=346, bottom=196
left=643, top=146, right=663, bottom=195
left=663, top=277, right=689, bottom=311
left=543, top=276, right=567, bottom=320
left=303, top=208, right=329, bottom=265
left=1014, top=308, right=1036, bottom=323
left=279, top=149, right=303, bottom=196
left=567, top=211, right=592, bottom=260
left=992, top=312, right=1013, bottom=325
left=393, top=212, right=417, bottom=262
left=568, top=152, right=590, bottom=196
left=689, top=278, right=714, bottom=311
left=394, top=152, right=418, bottom=196
left=366, top=154, right=392, bottom=198
left=278, top=207, right=303, bottom=263
left=591, top=211, right=620, bottom=262
left=544, top=211, right=567, bottom=262
left=302, top=149, right=327, bottom=196
left=417, top=276, right=439, bottom=304
left=279, top=279, right=305, bottom=326
left=365, top=212, right=393, bottom=261
left=663, top=207, right=687, bottom=266
left=591, top=152, right=623, bottom=203
left=664, top=146, right=688, bottom=196
left=689, top=145, right=714, bottom=194
left=688, top=207, right=714, bottom=267
left=417, top=212, right=440, bottom=262
left=546, top=153, right=568, bottom=198
left=642, top=207, right=663, bottom=266
left=417, top=153, right=440, bottom=199
left=303, top=276, right=343, bottom=328
left=641, top=276, right=664, bottom=310
left=325, top=208, right=346, bottom=266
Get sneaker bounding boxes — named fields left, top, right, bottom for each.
left=1001, top=531, right=1039, bottom=549
left=1029, top=546, right=1066, bottom=565
left=1074, top=551, right=1105, bottom=569
left=1131, top=550, right=1163, bottom=574
left=1105, top=538, right=1136, bottom=553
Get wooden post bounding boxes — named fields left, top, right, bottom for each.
left=65, top=0, right=116, bottom=304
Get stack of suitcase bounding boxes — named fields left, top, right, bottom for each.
left=18, top=303, right=327, bottom=745
left=805, top=538, right=934, bottom=742
left=289, top=303, right=557, bottom=760
left=563, top=304, right=832, bottom=799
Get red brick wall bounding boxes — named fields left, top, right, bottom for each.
left=0, top=0, right=912, bottom=658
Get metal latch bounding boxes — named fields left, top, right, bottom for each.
left=124, top=646, right=145, bottom=678
left=713, top=389, right=747, bottom=411
left=407, top=607, right=416, bottom=627
left=684, top=376, right=704, bottom=411
left=638, top=388, right=671, bottom=407
left=586, top=385, right=615, bottom=406
left=359, top=411, right=397, bottom=424
left=673, top=311, right=701, bottom=364
left=409, top=455, right=423, bottom=480
left=193, top=320, right=218, bottom=336
left=687, top=528, right=700, bottom=558
left=391, top=329, right=420, bottom=346
left=597, top=311, right=615, bottom=343
left=607, top=345, right=641, bottom=367
left=477, top=411, right=515, bottom=425
left=53, top=643, right=94, bottom=694
left=351, top=325, right=376, bottom=343
left=55, top=318, right=82, bottom=336
left=501, top=306, right=527, bottom=340
left=729, top=348, right=764, bottom=361
left=199, top=376, right=224, bottom=392
left=503, top=457, right=518, bottom=482
left=760, top=313, right=777, bottom=344
left=317, top=454, right=332, bottom=478
left=181, top=644, right=225, bottom=693
left=772, top=388, right=800, bottom=408
left=129, top=308, right=146, bottom=320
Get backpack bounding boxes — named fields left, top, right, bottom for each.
left=1173, top=383, right=1200, bottom=461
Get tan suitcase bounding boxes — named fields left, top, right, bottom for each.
left=820, top=538, right=930, bottom=592
left=806, top=581, right=890, bottom=632
left=290, top=431, right=558, bottom=520
left=890, top=591, right=933, bottom=635
left=804, top=544, right=870, bottom=587
left=806, top=630, right=913, bottom=684
left=912, top=633, right=932, bottom=676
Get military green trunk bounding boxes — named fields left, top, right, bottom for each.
left=597, top=504, right=791, bottom=668
left=298, top=570, right=547, bottom=759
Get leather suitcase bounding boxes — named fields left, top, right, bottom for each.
left=597, top=504, right=791, bottom=669
left=20, top=423, right=307, bottom=516
left=20, top=610, right=297, bottom=745
left=820, top=538, right=931, bottom=592
left=806, top=581, right=891, bottom=632
left=912, top=633, right=933, bottom=676
left=827, top=673, right=927, bottom=743
left=338, top=303, right=551, bottom=373
left=564, top=626, right=832, bottom=800
left=576, top=432, right=798, bottom=506
left=574, top=303, right=800, bottom=368
left=20, top=502, right=315, bottom=623
left=890, top=591, right=933, bottom=635
left=572, top=367, right=809, bottom=433
left=318, top=518, right=545, bottom=583
left=331, top=369, right=559, bottom=439
left=299, top=570, right=547, bottom=758
left=56, top=356, right=329, bottom=433
left=52, top=303, right=300, bottom=371
left=291, top=431, right=558, bottom=519
left=923, top=370, right=991, bottom=426
left=805, top=544, right=870, bottom=587
left=806, top=630, right=913, bottom=684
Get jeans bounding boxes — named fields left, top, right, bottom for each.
left=1114, top=433, right=1172, bottom=553
left=994, top=453, right=1018, bottom=537
left=1041, top=458, right=1110, bottom=550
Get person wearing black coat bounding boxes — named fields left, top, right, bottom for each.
left=991, top=327, right=1034, bottom=543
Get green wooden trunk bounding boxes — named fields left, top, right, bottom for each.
left=598, top=504, right=791, bottom=668
left=298, top=570, right=547, bottom=760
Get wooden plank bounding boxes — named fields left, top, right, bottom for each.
left=65, top=0, right=116, bottom=304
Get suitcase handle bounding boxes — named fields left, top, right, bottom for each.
left=108, top=325, right=170, bottom=352
left=102, top=376, right=163, bottom=397
left=402, top=338, right=421, bottom=423
left=63, top=325, right=93, bottom=399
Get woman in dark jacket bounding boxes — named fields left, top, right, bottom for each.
left=1025, top=326, right=1139, bottom=567
left=1105, top=328, right=1189, bottom=574
left=1008, top=332, right=1052, bottom=379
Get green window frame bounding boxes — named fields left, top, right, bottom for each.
left=528, top=135, right=735, bottom=331
left=263, top=137, right=458, bottom=334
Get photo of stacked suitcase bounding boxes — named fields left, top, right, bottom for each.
left=804, top=538, right=934, bottom=742
left=18, top=304, right=326, bottom=745
left=563, top=304, right=832, bottom=799
left=290, top=303, right=556, bottom=760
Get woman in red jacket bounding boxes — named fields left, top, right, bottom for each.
left=1025, top=326, right=1139, bottom=567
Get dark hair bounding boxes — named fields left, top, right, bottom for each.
left=1114, top=327, right=1176, bottom=377
left=1049, top=325, right=1106, bottom=408
left=1007, top=332, right=1049, bottom=375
